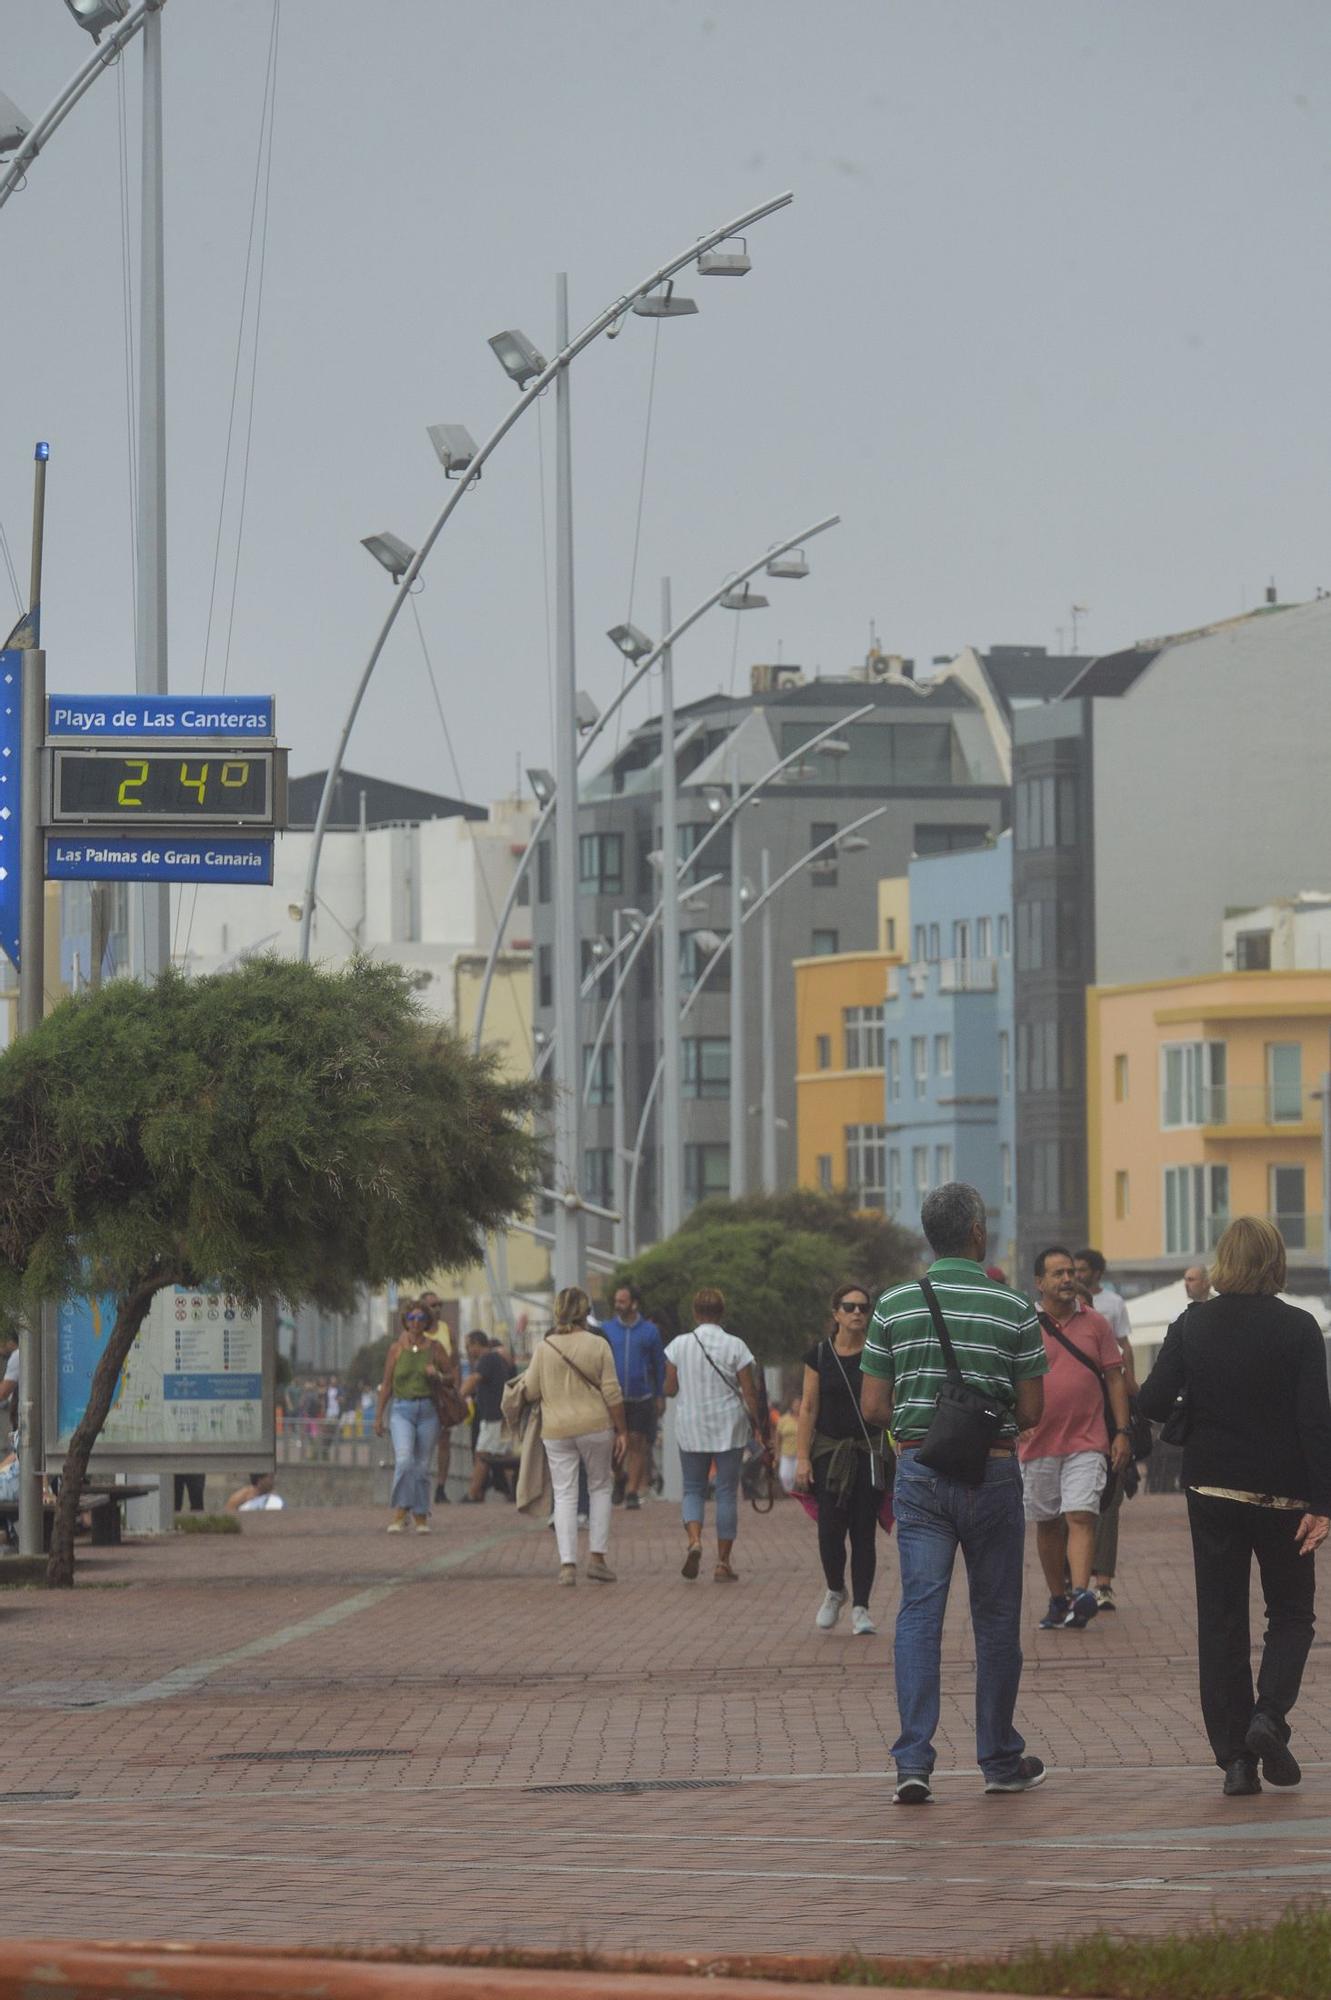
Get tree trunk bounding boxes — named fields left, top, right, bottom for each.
left=46, top=1277, right=164, bottom=1588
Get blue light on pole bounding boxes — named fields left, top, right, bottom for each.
left=35, top=442, right=49, bottom=461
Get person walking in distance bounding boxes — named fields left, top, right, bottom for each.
left=795, top=1282, right=891, bottom=1637
left=861, top=1183, right=1049, bottom=1803
left=1183, top=1263, right=1212, bottom=1303
left=417, top=1291, right=457, bottom=1504
left=1139, top=1216, right=1331, bottom=1795
left=458, top=1331, right=513, bottom=1504
left=665, top=1287, right=767, bottom=1582
left=1074, top=1247, right=1138, bottom=1614
left=510, top=1286, right=627, bottom=1585
left=602, top=1283, right=666, bottom=1511
left=1023, top=1249, right=1132, bottom=1630
left=374, top=1300, right=450, bottom=1533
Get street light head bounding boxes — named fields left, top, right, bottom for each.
left=697, top=235, right=751, bottom=277
left=0, top=90, right=31, bottom=159
left=695, top=929, right=726, bottom=952
left=360, top=531, right=416, bottom=584
left=575, top=690, right=600, bottom=733
left=838, top=833, right=870, bottom=852
left=720, top=584, right=769, bottom=612
left=62, top=0, right=129, bottom=40
left=766, top=549, right=810, bottom=580
left=740, top=876, right=756, bottom=905
left=488, top=328, right=547, bottom=388
left=632, top=280, right=698, bottom=320
left=427, top=423, right=479, bottom=478
left=526, top=767, right=556, bottom=805
left=683, top=897, right=708, bottom=915
left=703, top=786, right=728, bottom=816
left=607, top=621, right=654, bottom=662
left=818, top=738, right=851, bottom=757
left=646, top=848, right=664, bottom=873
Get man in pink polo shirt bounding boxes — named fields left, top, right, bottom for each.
left=1021, top=1246, right=1132, bottom=1630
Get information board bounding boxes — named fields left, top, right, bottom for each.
left=45, top=834, right=274, bottom=884
left=50, top=1285, right=275, bottom=1465
left=46, top=695, right=275, bottom=740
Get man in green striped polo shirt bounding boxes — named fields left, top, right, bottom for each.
left=861, top=1182, right=1047, bottom=1804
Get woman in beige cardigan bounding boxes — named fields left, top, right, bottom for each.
left=514, top=1287, right=627, bottom=1586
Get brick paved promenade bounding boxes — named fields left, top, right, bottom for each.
left=2, top=1488, right=1329, bottom=1961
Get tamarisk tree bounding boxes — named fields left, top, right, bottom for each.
left=0, top=957, right=542, bottom=1586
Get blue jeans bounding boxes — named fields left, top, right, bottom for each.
left=892, top=1449, right=1027, bottom=1781
left=389, top=1396, right=440, bottom=1516
left=680, top=1447, right=741, bottom=1541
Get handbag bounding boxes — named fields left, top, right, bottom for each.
left=915, top=1278, right=1007, bottom=1487
left=1038, top=1313, right=1120, bottom=1512
left=824, top=1339, right=894, bottom=1494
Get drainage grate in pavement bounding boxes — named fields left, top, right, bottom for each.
left=213, top=1748, right=411, bottom=1763
left=526, top=1777, right=738, bottom=1797
left=0, top=1790, right=79, bottom=1803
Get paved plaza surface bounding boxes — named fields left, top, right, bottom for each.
left=3, top=1488, right=1330, bottom=1963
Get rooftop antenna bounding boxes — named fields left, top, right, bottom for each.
left=1070, top=603, right=1089, bottom=651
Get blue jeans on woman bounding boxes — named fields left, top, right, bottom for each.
left=389, top=1396, right=440, bottom=1516
left=892, top=1448, right=1027, bottom=1783
left=680, top=1447, right=741, bottom=1541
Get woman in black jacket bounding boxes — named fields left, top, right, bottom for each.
left=1139, top=1216, right=1331, bottom=1796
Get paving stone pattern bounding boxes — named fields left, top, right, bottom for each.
left=2, top=1491, right=1329, bottom=1959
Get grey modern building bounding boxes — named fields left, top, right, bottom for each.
left=530, top=656, right=1016, bottom=1255
left=1012, top=593, right=1331, bottom=1281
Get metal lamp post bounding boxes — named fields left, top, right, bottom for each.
left=0, top=2, right=163, bottom=215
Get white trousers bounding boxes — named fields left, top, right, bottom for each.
left=544, top=1429, right=614, bottom=1564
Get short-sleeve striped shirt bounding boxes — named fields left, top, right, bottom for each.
left=861, top=1258, right=1047, bottom=1440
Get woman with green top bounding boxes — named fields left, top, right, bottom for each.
left=375, top=1299, right=449, bottom=1533
left=794, top=1281, right=892, bottom=1636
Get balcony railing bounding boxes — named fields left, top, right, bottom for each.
left=1196, top=1085, right=1321, bottom=1128
left=939, top=956, right=997, bottom=993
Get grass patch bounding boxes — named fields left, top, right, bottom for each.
left=173, top=1512, right=240, bottom=1535
left=828, top=1905, right=1331, bottom=1996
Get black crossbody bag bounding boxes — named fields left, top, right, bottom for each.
left=915, top=1278, right=1006, bottom=1487
left=1038, top=1312, right=1119, bottom=1512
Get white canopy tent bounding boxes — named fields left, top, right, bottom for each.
left=1126, top=1280, right=1331, bottom=1373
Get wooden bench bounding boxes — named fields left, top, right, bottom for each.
left=79, top=1482, right=157, bottom=1544
left=0, top=1494, right=111, bottom=1550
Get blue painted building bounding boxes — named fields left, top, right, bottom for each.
left=882, top=832, right=1015, bottom=1275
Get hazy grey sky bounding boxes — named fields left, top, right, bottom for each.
left=4, top=1, right=1330, bottom=806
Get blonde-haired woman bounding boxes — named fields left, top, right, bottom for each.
left=512, top=1287, right=627, bottom=1585
left=1140, top=1216, right=1331, bottom=1796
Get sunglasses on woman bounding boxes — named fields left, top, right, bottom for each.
left=838, top=1301, right=870, bottom=1314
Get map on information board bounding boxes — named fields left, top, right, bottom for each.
left=54, top=1284, right=270, bottom=1456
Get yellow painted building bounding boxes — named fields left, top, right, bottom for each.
left=795, top=886, right=907, bottom=1208
left=1088, top=971, right=1331, bottom=1280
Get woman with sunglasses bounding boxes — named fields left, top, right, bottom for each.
left=374, top=1298, right=450, bottom=1533
left=794, top=1281, right=892, bottom=1635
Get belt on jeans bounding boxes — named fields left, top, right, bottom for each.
left=897, top=1440, right=1017, bottom=1457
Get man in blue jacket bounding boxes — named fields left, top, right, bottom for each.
left=602, top=1284, right=666, bottom=1509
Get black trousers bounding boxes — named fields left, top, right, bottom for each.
left=816, top=1453, right=879, bottom=1607
left=1186, top=1490, right=1316, bottom=1768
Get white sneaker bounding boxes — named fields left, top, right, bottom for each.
left=851, top=1605, right=876, bottom=1636
left=815, top=1588, right=847, bottom=1630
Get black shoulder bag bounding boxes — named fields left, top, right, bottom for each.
left=915, top=1278, right=1007, bottom=1487
left=1038, top=1312, right=1120, bottom=1511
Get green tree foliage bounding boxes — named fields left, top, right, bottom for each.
left=615, top=1190, right=920, bottom=1364
left=342, top=1333, right=393, bottom=1400
left=0, top=958, right=542, bottom=1585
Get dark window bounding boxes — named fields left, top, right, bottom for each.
left=677, top=820, right=730, bottom=882
left=578, top=832, right=623, bottom=896
left=583, top=1146, right=613, bottom=1210
left=636, top=828, right=654, bottom=896
left=811, top=822, right=838, bottom=888
left=536, top=839, right=551, bottom=904
left=811, top=929, right=839, bottom=956
left=682, top=1037, right=730, bottom=1099
left=816, top=1034, right=831, bottom=1070
left=538, top=944, right=552, bottom=1010
left=913, top=823, right=991, bottom=856
left=515, top=870, right=531, bottom=910
left=1057, top=776, right=1078, bottom=846
left=680, top=931, right=730, bottom=992
left=1236, top=929, right=1272, bottom=971
left=685, top=1143, right=730, bottom=1207
left=583, top=1044, right=614, bottom=1106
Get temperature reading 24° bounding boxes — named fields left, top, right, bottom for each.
left=52, top=748, right=278, bottom=825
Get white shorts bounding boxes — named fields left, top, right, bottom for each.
left=475, top=1419, right=505, bottom=1457
left=1022, top=1450, right=1106, bottom=1521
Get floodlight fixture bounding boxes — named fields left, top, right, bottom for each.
left=575, top=690, right=600, bottom=733
left=720, top=583, right=769, bottom=612
left=590, top=936, right=611, bottom=959
left=646, top=848, right=664, bottom=873
left=740, top=875, right=756, bottom=905
left=838, top=833, right=870, bottom=852
left=427, top=423, right=479, bottom=478
left=360, top=531, right=416, bottom=583
left=607, top=621, right=654, bottom=661
left=488, top=328, right=547, bottom=388
left=818, top=738, right=851, bottom=757
left=695, top=929, right=726, bottom=953
left=703, top=786, right=728, bottom=816
left=766, top=548, right=809, bottom=580
left=0, top=90, right=31, bottom=159
left=62, top=0, right=130, bottom=40
left=632, top=280, right=698, bottom=320
left=683, top=897, right=708, bottom=914
left=526, top=766, right=556, bottom=805
left=698, top=235, right=751, bottom=277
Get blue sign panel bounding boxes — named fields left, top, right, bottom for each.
left=0, top=651, right=19, bottom=971
left=56, top=1292, right=122, bottom=1439
left=46, top=694, right=274, bottom=739
left=45, top=834, right=274, bottom=885
left=163, top=1373, right=263, bottom=1402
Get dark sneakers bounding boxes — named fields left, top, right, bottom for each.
left=894, top=1773, right=933, bottom=1805
left=1245, top=1711, right=1301, bottom=1787
left=1223, top=1755, right=1262, bottom=1797
left=985, top=1756, right=1047, bottom=1795
left=1038, top=1595, right=1070, bottom=1629
left=1063, top=1588, right=1100, bottom=1629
